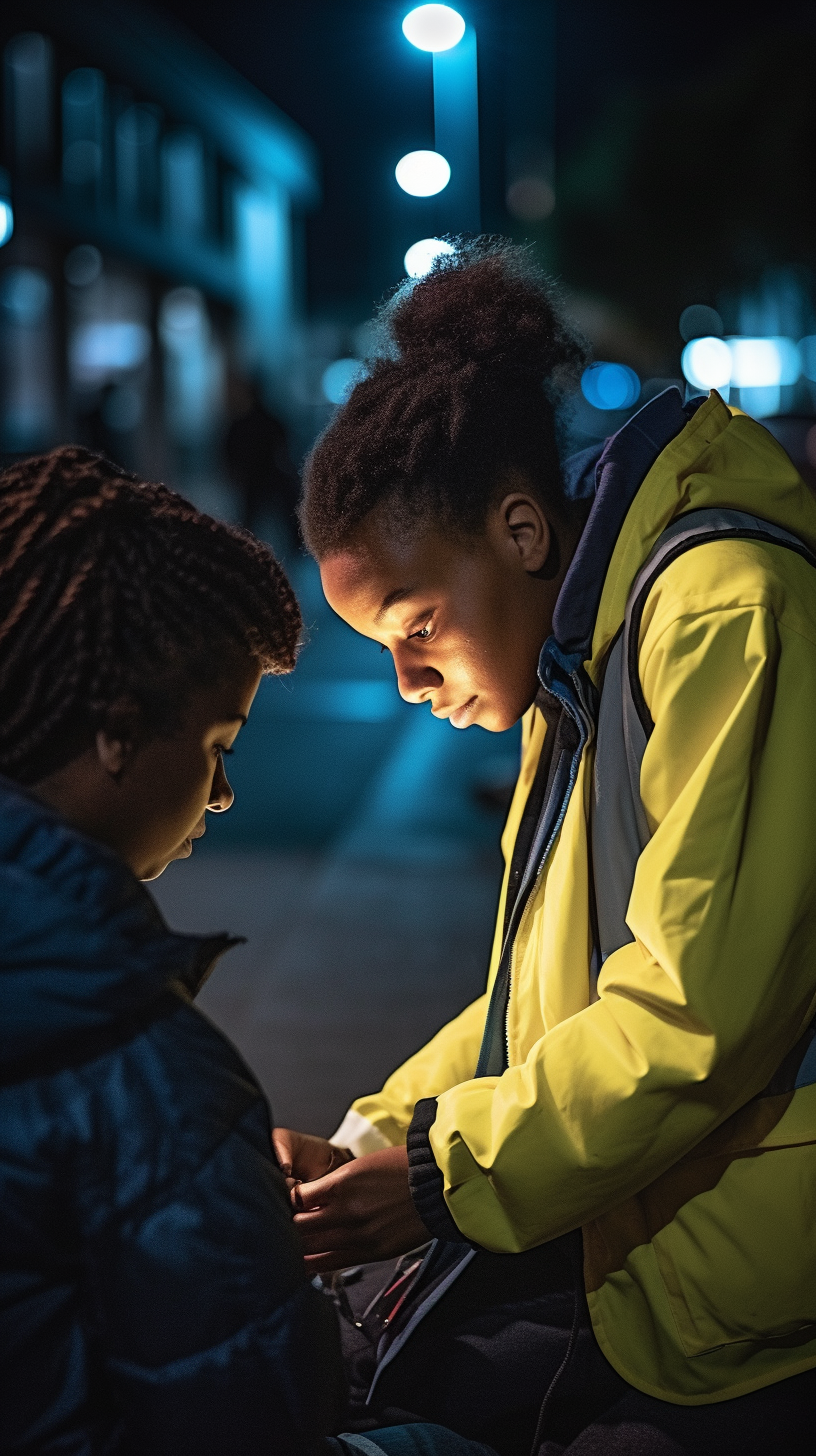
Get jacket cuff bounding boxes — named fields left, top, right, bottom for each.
left=407, top=1098, right=470, bottom=1244
left=329, top=1108, right=391, bottom=1157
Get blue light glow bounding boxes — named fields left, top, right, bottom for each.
left=581, top=361, right=640, bottom=411
left=402, top=5, right=465, bottom=52
left=395, top=150, right=450, bottom=197
left=322, top=357, right=366, bottom=406
left=728, top=337, right=800, bottom=388
left=0, top=267, right=52, bottom=325
left=800, top=336, right=816, bottom=383
left=404, top=237, right=455, bottom=277
left=70, top=320, right=151, bottom=376
left=0, top=199, right=14, bottom=248
left=681, top=336, right=732, bottom=391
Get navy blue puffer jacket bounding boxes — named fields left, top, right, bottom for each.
left=0, top=775, right=343, bottom=1455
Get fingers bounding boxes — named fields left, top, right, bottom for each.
left=271, top=1126, right=296, bottom=1177
left=292, top=1164, right=349, bottom=1211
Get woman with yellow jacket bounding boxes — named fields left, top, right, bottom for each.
left=280, top=241, right=816, bottom=1454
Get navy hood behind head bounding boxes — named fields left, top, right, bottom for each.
left=0, top=774, right=235, bottom=1070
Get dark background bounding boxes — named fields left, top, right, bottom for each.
left=5, top=0, right=814, bottom=1131
left=155, top=0, right=816, bottom=372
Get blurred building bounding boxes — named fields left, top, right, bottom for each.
left=0, top=0, right=319, bottom=505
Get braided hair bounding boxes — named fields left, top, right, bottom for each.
left=0, top=445, right=301, bottom=785
left=300, top=238, right=589, bottom=557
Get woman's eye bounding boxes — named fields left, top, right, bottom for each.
left=410, top=624, right=432, bottom=641
left=214, top=744, right=235, bottom=758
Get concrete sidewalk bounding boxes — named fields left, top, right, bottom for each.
left=152, top=849, right=502, bottom=1135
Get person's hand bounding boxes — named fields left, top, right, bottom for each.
left=272, top=1127, right=354, bottom=1187
left=292, top=1145, right=430, bottom=1272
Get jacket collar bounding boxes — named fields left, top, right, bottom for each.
left=0, top=773, right=238, bottom=1065
left=552, top=389, right=702, bottom=658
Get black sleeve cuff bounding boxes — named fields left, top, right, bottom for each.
left=406, top=1097, right=470, bottom=1245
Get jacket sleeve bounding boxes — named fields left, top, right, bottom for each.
left=80, top=1014, right=344, bottom=1455
left=410, top=578, right=816, bottom=1251
left=338, top=993, right=491, bottom=1148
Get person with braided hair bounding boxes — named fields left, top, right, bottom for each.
left=276, top=239, right=816, bottom=1453
left=0, top=445, right=345, bottom=1454
left=0, top=445, right=501, bottom=1456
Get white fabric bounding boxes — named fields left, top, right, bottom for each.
left=329, top=1108, right=390, bottom=1157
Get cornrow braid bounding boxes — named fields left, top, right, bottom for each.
left=300, top=237, right=589, bottom=558
left=0, top=445, right=301, bottom=785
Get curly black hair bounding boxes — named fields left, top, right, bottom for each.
left=300, top=237, right=589, bottom=557
left=0, top=445, right=301, bottom=785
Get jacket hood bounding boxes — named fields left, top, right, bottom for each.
left=554, top=388, right=816, bottom=677
left=0, top=774, right=235, bottom=1068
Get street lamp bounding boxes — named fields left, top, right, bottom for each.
left=404, top=237, right=456, bottom=278
left=402, top=5, right=465, bottom=53
left=395, top=149, right=451, bottom=197
left=400, top=5, right=479, bottom=234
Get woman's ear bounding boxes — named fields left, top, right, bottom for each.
left=95, top=699, right=145, bottom=780
left=495, top=492, right=553, bottom=576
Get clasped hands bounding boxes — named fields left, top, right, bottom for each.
left=272, top=1128, right=430, bottom=1272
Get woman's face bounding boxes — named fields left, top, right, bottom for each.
left=34, top=655, right=263, bottom=881
left=320, top=493, right=568, bottom=734
left=116, top=660, right=263, bottom=880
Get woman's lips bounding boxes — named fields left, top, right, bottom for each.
left=449, top=696, right=478, bottom=729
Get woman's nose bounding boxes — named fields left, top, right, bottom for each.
left=208, top=753, right=235, bottom=813
left=393, top=653, right=443, bottom=704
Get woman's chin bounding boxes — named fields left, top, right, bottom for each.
left=140, top=837, right=193, bottom=882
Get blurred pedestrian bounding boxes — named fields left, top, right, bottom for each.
left=226, top=374, right=300, bottom=553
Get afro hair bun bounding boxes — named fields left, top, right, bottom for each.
left=381, top=236, right=586, bottom=386
left=301, top=235, right=589, bottom=557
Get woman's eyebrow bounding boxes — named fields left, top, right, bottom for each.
left=374, top=585, right=418, bottom=623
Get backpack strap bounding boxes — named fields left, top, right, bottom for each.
left=593, top=507, right=816, bottom=968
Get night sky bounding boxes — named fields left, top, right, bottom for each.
left=153, top=0, right=815, bottom=327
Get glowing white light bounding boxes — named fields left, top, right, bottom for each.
left=581, top=362, right=640, bottom=411
left=395, top=150, right=450, bottom=197
left=402, top=5, right=465, bottom=52
left=404, top=237, right=455, bottom=277
left=681, top=336, right=732, bottom=391
left=728, top=337, right=800, bottom=388
left=322, top=357, right=365, bottom=406
left=0, top=199, right=13, bottom=248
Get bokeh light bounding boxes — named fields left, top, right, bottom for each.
left=581, top=361, right=640, bottom=411
left=0, top=199, right=14, bottom=249
left=800, top=336, right=816, bottom=383
left=678, top=304, right=723, bottom=342
left=681, top=336, right=732, bottom=391
left=64, top=244, right=102, bottom=287
left=395, top=150, right=451, bottom=196
left=402, top=5, right=466, bottom=52
left=729, top=337, right=800, bottom=388
left=0, top=267, right=52, bottom=325
left=322, top=357, right=366, bottom=406
left=404, top=237, right=456, bottom=277
left=70, top=320, right=151, bottom=375
left=505, top=177, right=555, bottom=222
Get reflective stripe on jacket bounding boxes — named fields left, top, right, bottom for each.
left=339, top=390, right=816, bottom=1402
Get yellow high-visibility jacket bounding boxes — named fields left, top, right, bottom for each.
left=334, top=391, right=816, bottom=1403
